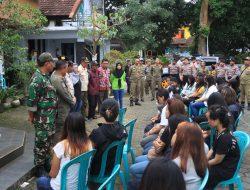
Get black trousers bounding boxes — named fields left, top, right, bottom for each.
left=88, top=94, right=99, bottom=119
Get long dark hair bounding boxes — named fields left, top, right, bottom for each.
left=195, top=75, right=205, bottom=90
left=61, top=112, right=90, bottom=158
left=171, top=122, right=208, bottom=178
left=139, top=158, right=186, bottom=190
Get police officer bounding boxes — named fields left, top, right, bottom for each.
left=180, top=57, right=193, bottom=86
left=27, top=53, right=57, bottom=177
left=125, top=59, right=132, bottom=94
left=168, top=60, right=180, bottom=80
left=145, top=59, right=154, bottom=101
left=129, top=58, right=142, bottom=106
left=216, top=58, right=227, bottom=80
left=240, top=57, right=250, bottom=110
left=139, top=57, right=146, bottom=102
left=151, top=58, right=162, bottom=98
left=225, top=58, right=240, bottom=82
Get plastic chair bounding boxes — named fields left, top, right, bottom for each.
left=98, top=164, right=120, bottom=190
left=199, top=169, right=209, bottom=190
left=199, top=122, right=216, bottom=148
left=89, top=140, right=127, bottom=190
left=198, top=107, right=208, bottom=116
left=118, top=107, right=127, bottom=125
left=122, top=119, right=137, bottom=182
left=234, top=111, right=243, bottom=131
left=217, top=131, right=250, bottom=190
left=60, top=149, right=96, bottom=190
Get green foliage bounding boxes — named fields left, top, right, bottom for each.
left=158, top=56, right=170, bottom=65
left=117, top=0, right=186, bottom=53
left=198, top=26, right=210, bottom=38
left=186, top=0, right=250, bottom=56
left=0, top=0, right=47, bottom=62
left=78, top=7, right=127, bottom=57
left=11, top=61, right=37, bottom=95
left=104, top=50, right=139, bottom=66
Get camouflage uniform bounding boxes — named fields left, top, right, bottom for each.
left=27, top=69, right=57, bottom=167
left=129, top=64, right=142, bottom=103
left=145, top=65, right=154, bottom=98
left=139, top=64, right=146, bottom=101
left=151, top=64, right=162, bottom=98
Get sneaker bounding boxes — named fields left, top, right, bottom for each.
left=130, top=100, right=134, bottom=106
left=151, top=98, right=155, bottom=101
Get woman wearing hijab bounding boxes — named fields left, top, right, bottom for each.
left=110, top=60, right=126, bottom=108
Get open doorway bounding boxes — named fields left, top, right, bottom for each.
left=61, top=43, right=75, bottom=61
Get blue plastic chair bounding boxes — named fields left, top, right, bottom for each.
left=122, top=119, right=137, bottom=182
left=199, top=169, right=209, bottom=190
left=198, top=106, right=208, bottom=116
left=118, top=107, right=127, bottom=125
left=98, top=164, right=120, bottom=190
left=234, top=111, right=243, bottom=131
left=199, top=122, right=216, bottom=148
left=89, top=140, right=127, bottom=190
left=60, top=149, right=96, bottom=190
left=217, top=131, right=250, bottom=190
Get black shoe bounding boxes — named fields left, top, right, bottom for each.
left=141, top=99, right=144, bottom=102
left=151, top=98, right=155, bottom=101
left=35, top=165, right=48, bottom=177
left=130, top=100, right=134, bottom=106
left=135, top=101, right=141, bottom=106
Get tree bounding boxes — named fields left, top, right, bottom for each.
left=78, top=6, right=128, bottom=60
left=187, top=0, right=249, bottom=56
left=0, top=0, right=47, bottom=63
left=116, top=0, right=186, bottom=54
left=0, top=0, right=47, bottom=86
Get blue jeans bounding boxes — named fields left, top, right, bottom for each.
left=130, top=155, right=150, bottom=181
left=71, top=99, right=82, bottom=112
left=113, top=89, right=124, bottom=108
left=190, top=101, right=206, bottom=117
left=37, top=176, right=54, bottom=190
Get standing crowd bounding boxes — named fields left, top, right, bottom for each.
left=27, top=52, right=250, bottom=190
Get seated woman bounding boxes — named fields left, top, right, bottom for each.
left=190, top=76, right=218, bottom=117
left=129, top=114, right=189, bottom=183
left=140, top=88, right=169, bottom=148
left=139, top=158, right=186, bottom=190
left=183, top=75, right=206, bottom=107
left=89, top=99, right=127, bottom=176
left=193, top=92, right=227, bottom=124
left=36, top=112, right=92, bottom=190
left=205, top=105, right=240, bottom=189
left=220, top=86, right=242, bottom=127
left=171, top=122, right=208, bottom=190
left=142, top=98, right=187, bottom=155
left=181, top=75, right=196, bottom=97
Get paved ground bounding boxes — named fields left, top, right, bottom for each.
left=1, top=95, right=250, bottom=189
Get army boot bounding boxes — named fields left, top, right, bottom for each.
left=135, top=99, right=141, bottom=106
left=130, top=99, right=134, bottom=106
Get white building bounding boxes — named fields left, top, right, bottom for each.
left=25, top=0, right=110, bottom=63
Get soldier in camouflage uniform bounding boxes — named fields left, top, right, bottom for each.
left=145, top=59, right=154, bottom=101
left=151, top=58, right=163, bottom=98
left=240, top=57, right=250, bottom=110
left=129, top=58, right=142, bottom=106
left=27, top=53, right=57, bottom=177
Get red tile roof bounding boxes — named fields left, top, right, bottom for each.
left=39, top=0, right=79, bottom=17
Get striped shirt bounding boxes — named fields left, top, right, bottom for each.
left=182, top=64, right=193, bottom=76
left=226, top=65, right=240, bottom=78
left=169, top=64, right=179, bottom=75
left=216, top=66, right=227, bottom=78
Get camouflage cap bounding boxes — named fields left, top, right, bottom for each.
left=38, top=52, right=54, bottom=64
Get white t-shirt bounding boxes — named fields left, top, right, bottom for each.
left=201, top=85, right=218, bottom=106
left=173, top=144, right=209, bottom=190
left=160, top=105, right=168, bottom=126
left=50, top=141, right=92, bottom=190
